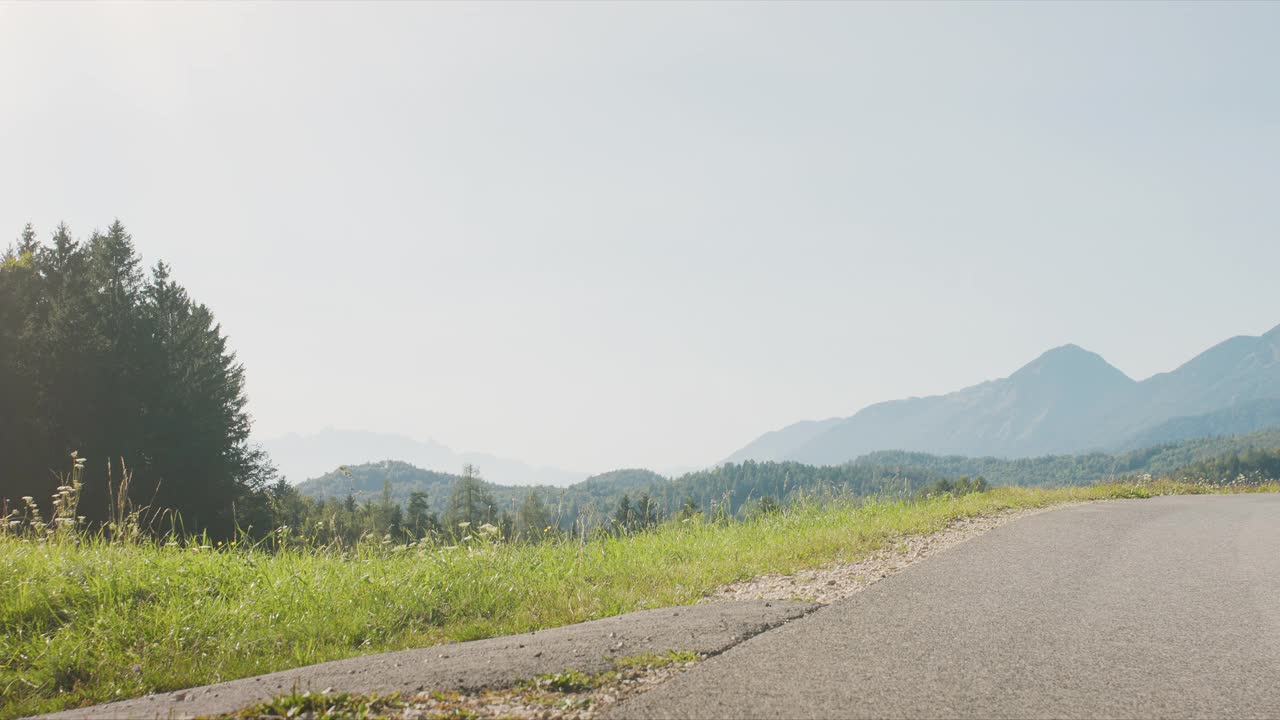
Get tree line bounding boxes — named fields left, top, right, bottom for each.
left=1, top=222, right=273, bottom=538
left=1169, top=447, right=1280, bottom=484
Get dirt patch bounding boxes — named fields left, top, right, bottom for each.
left=703, top=504, right=1080, bottom=606
left=228, top=659, right=701, bottom=720
left=391, top=663, right=692, bottom=720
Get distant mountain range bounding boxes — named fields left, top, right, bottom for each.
left=269, top=324, right=1280, bottom=486
left=259, top=429, right=587, bottom=487
left=729, top=324, right=1280, bottom=465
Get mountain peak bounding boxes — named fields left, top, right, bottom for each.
left=1038, top=343, right=1090, bottom=359
left=1038, top=343, right=1096, bottom=359
left=1013, top=344, right=1134, bottom=385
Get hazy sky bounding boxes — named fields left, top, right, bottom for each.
left=4, top=2, right=1279, bottom=474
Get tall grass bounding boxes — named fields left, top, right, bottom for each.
left=2, top=478, right=1277, bottom=718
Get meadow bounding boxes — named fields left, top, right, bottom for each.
left=3, top=479, right=1277, bottom=719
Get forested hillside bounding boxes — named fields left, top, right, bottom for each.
left=644, top=428, right=1280, bottom=517
left=291, top=429, right=1280, bottom=535
left=294, top=464, right=665, bottom=532
left=853, top=428, right=1280, bottom=486
left=1119, top=399, right=1280, bottom=450
left=295, top=461, right=550, bottom=528
left=1170, top=447, right=1280, bottom=483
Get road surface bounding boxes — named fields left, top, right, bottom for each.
left=610, top=494, right=1280, bottom=719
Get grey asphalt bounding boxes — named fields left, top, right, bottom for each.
left=610, top=494, right=1280, bottom=720
left=39, top=600, right=816, bottom=720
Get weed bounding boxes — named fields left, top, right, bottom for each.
left=530, top=669, right=602, bottom=693
left=611, top=651, right=700, bottom=670
left=234, top=689, right=399, bottom=720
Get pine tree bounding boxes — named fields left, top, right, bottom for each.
left=406, top=490, right=435, bottom=539
left=445, top=464, right=496, bottom=533
left=0, top=225, right=45, bottom=501
left=0, top=222, right=275, bottom=537
left=614, top=493, right=634, bottom=531
left=634, top=492, right=656, bottom=528
left=517, top=490, right=552, bottom=541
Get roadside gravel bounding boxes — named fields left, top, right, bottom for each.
left=703, top=503, right=1082, bottom=606
left=278, top=660, right=701, bottom=720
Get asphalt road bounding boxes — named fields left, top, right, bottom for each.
left=610, top=494, right=1280, bottom=719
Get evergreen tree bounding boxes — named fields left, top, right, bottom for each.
left=636, top=492, right=659, bottom=528
left=497, top=510, right=514, bottom=541
left=388, top=504, right=404, bottom=539
left=0, top=222, right=274, bottom=537
left=406, top=490, right=435, bottom=539
left=517, top=490, right=552, bottom=541
left=613, top=493, right=634, bottom=531
left=675, top=496, right=699, bottom=521
left=445, top=464, right=496, bottom=533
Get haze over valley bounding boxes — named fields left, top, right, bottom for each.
left=262, top=429, right=586, bottom=487
left=274, top=323, right=1280, bottom=497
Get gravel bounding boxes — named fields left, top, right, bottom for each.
left=703, top=504, right=1080, bottom=606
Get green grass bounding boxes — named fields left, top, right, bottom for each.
left=2, top=480, right=1275, bottom=719
left=611, top=650, right=701, bottom=670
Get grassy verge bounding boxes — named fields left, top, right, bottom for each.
left=2, top=480, right=1274, bottom=718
